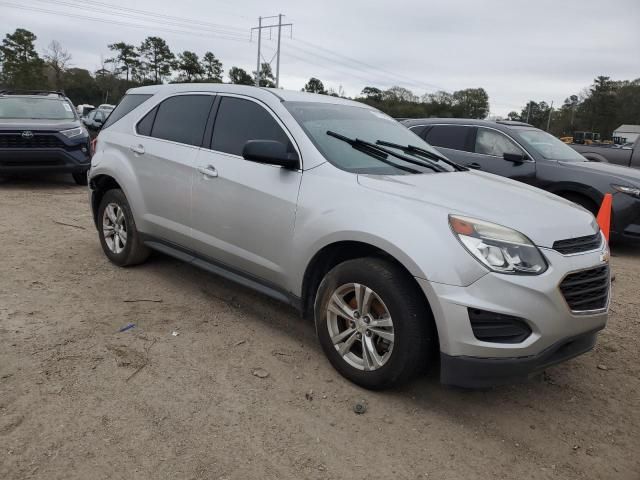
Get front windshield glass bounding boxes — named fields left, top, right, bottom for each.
left=284, top=101, right=454, bottom=174
left=0, top=97, right=76, bottom=120
left=514, top=127, right=587, bottom=162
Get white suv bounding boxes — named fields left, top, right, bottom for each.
left=88, top=84, right=609, bottom=389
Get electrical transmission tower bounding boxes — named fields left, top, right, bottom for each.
left=251, top=14, right=293, bottom=88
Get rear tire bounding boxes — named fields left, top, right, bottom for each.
left=72, top=171, right=88, bottom=186
left=97, top=189, right=150, bottom=267
left=314, top=257, right=436, bottom=390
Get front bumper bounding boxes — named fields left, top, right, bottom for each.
left=0, top=147, right=91, bottom=174
left=611, top=193, right=640, bottom=242
left=440, top=328, right=601, bottom=388
left=417, top=245, right=609, bottom=387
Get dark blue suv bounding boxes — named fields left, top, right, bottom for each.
left=0, top=90, right=92, bottom=185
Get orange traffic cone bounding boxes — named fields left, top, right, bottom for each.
left=596, top=193, right=612, bottom=242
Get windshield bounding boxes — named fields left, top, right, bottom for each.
left=514, top=128, right=587, bottom=162
left=284, top=101, right=454, bottom=174
left=0, top=97, right=76, bottom=120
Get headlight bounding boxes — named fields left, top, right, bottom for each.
left=60, top=126, right=87, bottom=138
left=449, top=215, right=548, bottom=275
left=612, top=184, right=640, bottom=198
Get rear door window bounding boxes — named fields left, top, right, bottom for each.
left=150, top=95, right=214, bottom=147
left=101, top=94, right=152, bottom=129
left=424, top=125, right=473, bottom=152
left=211, top=97, right=290, bottom=156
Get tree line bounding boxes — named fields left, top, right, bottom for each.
left=0, top=27, right=492, bottom=119
left=508, top=76, right=640, bottom=139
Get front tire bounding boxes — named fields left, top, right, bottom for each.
left=97, top=189, right=150, bottom=267
left=314, top=257, right=436, bottom=390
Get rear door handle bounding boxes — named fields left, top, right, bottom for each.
left=468, top=162, right=482, bottom=169
left=130, top=144, right=145, bottom=155
left=197, top=165, right=218, bottom=178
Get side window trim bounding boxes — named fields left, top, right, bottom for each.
left=132, top=92, right=216, bottom=148
left=411, top=123, right=535, bottom=161
left=207, top=93, right=302, bottom=169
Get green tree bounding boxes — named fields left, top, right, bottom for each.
left=452, top=88, right=489, bottom=119
left=139, top=36, right=175, bottom=84
left=201, top=52, right=223, bottom=82
left=383, top=86, right=417, bottom=103
left=303, top=77, right=326, bottom=94
left=228, top=66, right=253, bottom=85
left=106, top=42, right=139, bottom=82
left=253, top=62, right=275, bottom=87
left=0, top=28, right=46, bottom=89
left=176, top=51, right=203, bottom=82
left=361, top=86, right=382, bottom=101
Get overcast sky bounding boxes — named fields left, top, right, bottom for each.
left=1, top=0, right=638, bottom=115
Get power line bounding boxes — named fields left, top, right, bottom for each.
left=31, top=0, right=249, bottom=37
left=0, top=2, right=250, bottom=43
left=251, top=15, right=292, bottom=87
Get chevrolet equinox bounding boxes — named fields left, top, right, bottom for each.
left=88, top=85, right=610, bottom=389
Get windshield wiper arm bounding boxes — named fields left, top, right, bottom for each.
left=375, top=140, right=467, bottom=171
left=327, top=131, right=441, bottom=173
left=326, top=130, right=420, bottom=174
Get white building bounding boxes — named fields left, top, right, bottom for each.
left=613, top=124, right=640, bottom=144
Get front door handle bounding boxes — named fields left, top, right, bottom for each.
left=468, top=162, right=482, bottom=169
left=197, top=165, right=218, bottom=178
left=130, top=144, right=145, bottom=155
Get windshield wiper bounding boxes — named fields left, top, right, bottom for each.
left=375, top=140, right=468, bottom=171
left=327, top=131, right=442, bottom=173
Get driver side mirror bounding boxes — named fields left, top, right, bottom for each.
left=242, top=140, right=299, bottom=169
left=503, top=152, right=528, bottom=163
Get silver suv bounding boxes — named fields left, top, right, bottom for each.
left=88, top=84, right=609, bottom=389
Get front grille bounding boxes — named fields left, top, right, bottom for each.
left=0, top=133, right=66, bottom=149
left=560, top=265, right=610, bottom=312
left=553, top=233, right=602, bottom=254
left=467, top=308, right=532, bottom=343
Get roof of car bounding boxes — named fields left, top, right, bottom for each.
left=126, top=83, right=370, bottom=109
left=401, top=118, right=534, bottom=129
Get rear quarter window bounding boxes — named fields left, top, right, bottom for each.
left=101, top=94, right=152, bottom=129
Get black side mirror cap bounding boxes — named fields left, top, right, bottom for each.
left=242, top=140, right=300, bottom=169
left=503, top=152, right=528, bottom=163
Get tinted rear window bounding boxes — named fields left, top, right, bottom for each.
left=102, top=94, right=152, bottom=129
left=150, top=95, right=214, bottom=147
left=424, top=125, right=472, bottom=152
left=211, top=97, right=289, bottom=156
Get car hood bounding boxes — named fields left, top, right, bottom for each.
left=357, top=170, right=597, bottom=248
left=558, top=160, right=640, bottom=186
left=0, top=118, right=79, bottom=131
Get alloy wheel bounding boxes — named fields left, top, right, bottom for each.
left=102, top=202, right=127, bottom=254
left=325, top=283, right=395, bottom=371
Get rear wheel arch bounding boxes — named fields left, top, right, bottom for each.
left=90, top=174, right=124, bottom=228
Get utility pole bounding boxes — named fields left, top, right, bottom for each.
left=546, top=100, right=554, bottom=131
left=254, top=16, right=262, bottom=87
left=275, top=14, right=283, bottom=88
left=251, top=15, right=292, bottom=88
left=526, top=101, right=532, bottom=123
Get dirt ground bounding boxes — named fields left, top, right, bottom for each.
left=0, top=175, right=639, bottom=480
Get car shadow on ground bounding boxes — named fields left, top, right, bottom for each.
left=0, top=173, right=81, bottom=189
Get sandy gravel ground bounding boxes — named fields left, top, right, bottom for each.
left=1, top=175, right=639, bottom=480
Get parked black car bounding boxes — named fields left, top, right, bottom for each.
left=401, top=118, right=640, bottom=242
left=0, top=90, right=91, bottom=185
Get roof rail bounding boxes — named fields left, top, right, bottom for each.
left=495, top=120, right=532, bottom=127
left=0, top=89, right=66, bottom=97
